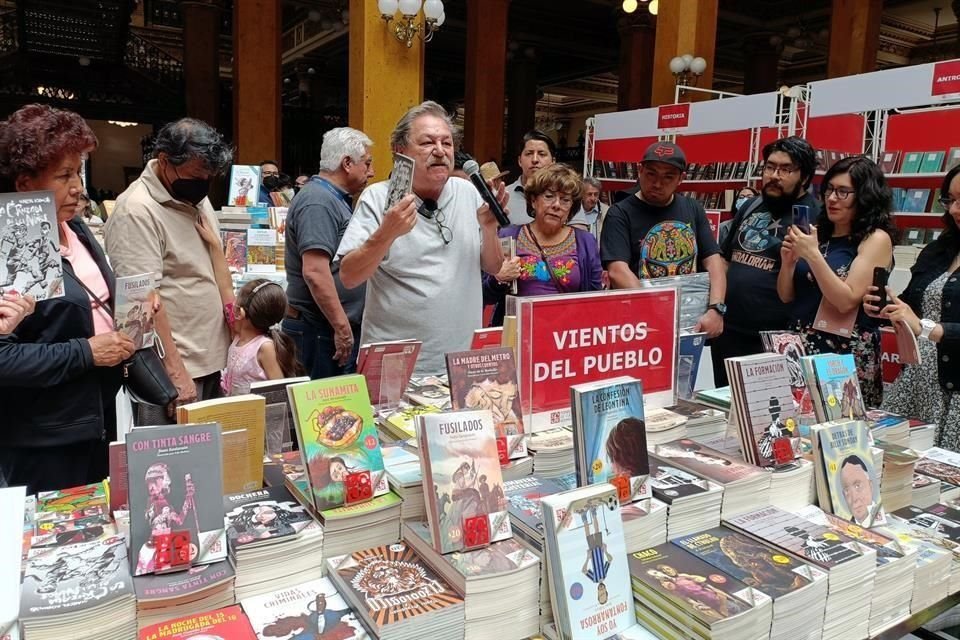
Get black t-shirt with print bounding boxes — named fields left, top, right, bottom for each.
left=720, top=191, right=822, bottom=335
left=600, top=194, right=720, bottom=278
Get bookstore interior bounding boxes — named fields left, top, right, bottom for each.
left=9, top=2, right=960, bottom=640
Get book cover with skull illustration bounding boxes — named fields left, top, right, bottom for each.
left=446, top=347, right=527, bottom=459
left=287, top=375, right=389, bottom=511
left=416, top=409, right=512, bottom=554
left=327, top=542, right=464, bottom=635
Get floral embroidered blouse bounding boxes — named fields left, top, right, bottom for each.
left=515, top=226, right=581, bottom=295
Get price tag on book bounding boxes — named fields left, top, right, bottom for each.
left=610, top=474, right=631, bottom=503
left=344, top=470, right=373, bottom=505
left=153, top=530, right=191, bottom=572
left=462, top=515, right=490, bottom=549
left=495, top=437, right=509, bottom=466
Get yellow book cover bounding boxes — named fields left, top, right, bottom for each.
left=177, top=394, right=266, bottom=493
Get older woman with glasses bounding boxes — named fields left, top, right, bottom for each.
left=865, top=164, right=960, bottom=448
left=777, top=156, right=896, bottom=408
left=484, top=164, right=602, bottom=325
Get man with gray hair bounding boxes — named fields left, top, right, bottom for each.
left=282, top=127, right=374, bottom=378
left=105, top=118, right=233, bottom=416
left=338, top=101, right=506, bottom=374
left=568, top=175, right=608, bottom=236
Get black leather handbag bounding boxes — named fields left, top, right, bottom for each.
left=65, top=270, right=178, bottom=407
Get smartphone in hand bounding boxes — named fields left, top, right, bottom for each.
left=792, top=204, right=810, bottom=233
left=873, top=267, right=889, bottom=309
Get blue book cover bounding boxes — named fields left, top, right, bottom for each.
left=806, top=353, right=866, bottom=422
left=541, top=485, right=636, bottom=639
left=571, top=377, right=648, bottom=502
left=678, top=332, right=707, bottom=400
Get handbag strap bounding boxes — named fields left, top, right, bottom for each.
left=63, top=267, right=116, bottom=327
left=524, top=224, right=570, bottom=294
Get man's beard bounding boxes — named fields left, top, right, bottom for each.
left=762, top=181, right=803, bottom=210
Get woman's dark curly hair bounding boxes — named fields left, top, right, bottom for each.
left=817, top=155, right=899, bottom=246
left=0, top=104, right=98, bottom=192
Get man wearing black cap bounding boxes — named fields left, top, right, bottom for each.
left=600, top=141, right=727, bottom=338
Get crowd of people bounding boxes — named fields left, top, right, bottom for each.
left=1, top=100, right=959, bottom=495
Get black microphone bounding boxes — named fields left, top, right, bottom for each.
left=463, top=160, right=511, bottom=227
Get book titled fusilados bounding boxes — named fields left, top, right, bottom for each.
left=125, top=423, right=227, bottom=576
left=540, top=484, right=636, bottom=640
left=114, top=272, right=158, bottom=350
left=570, top=376, right=649, bottom=502
left=287, top=375, right=389, bottom=511
left=417, top=409, right=512, bottom=554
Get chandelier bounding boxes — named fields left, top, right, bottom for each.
left=378, top=0, right=445, bottom=48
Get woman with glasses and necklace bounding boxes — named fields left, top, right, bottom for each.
left=484, top=164, right=602, bottom=325
left=865, top=165, right=960, bottom=448
left=777, top=156, right=896, bottom=408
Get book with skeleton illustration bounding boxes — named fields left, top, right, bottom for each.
left=417, top=409, right=512, bottom=554
left=223, top=485, right=319, bottom=550
left=446, top=347, right=527, bottom=459
left=0, top=190, right=63, bottom=300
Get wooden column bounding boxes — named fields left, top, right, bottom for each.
left=651, top=0, right=718, bottom=107
left=464, top=0, right=509, bottom=165
left=742, top=33, right=782, bottom=95
left=827, top=0, right=882, bottom=78
left=505, top=49, right=538, bottom=166
left=181, top=0, right=221, bottom=127
left=618, top=11, right=656, bottom=110
left=233, top=0, right=281, bottom=164
left=348, top=0, right=425, bottom=182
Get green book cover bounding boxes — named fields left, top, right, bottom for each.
left=287, top=375, right=389, bottom=510
left=900, top=152, right=923, bottom=174
left=920, top=150, right=945, bottom=174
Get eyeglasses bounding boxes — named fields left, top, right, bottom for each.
left=434, top=208, right=452, bottom=245
left=541, top=192, right=574, bottom=208
left=823, top=185, right=856, bottom=200
left=762, top=163, right=799, bottom=176
left=939, top=197, right=959, bottom=210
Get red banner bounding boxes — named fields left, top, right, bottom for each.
left=658, top=103, right=691, bottom=131
left=705, top=211, right=721, bottom=242
left=932, top=60, right=960, bottom=97
left=517, top=289, right=678, bottom=430
left=880, top=327, right=903, bottom=384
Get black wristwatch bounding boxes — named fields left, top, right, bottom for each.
left=707, top=303, right=727, bottom=317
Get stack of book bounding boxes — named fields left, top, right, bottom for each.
left=501, top=455, right=535, bottom=480
left=878, top=518, right=953, bottom=611
left=877, top=442, right=920, bottom=512
left=915, top=447, right=960, bottom=504
left=671, top=400, right=727, bottom=441
left=629, top=543, right=772, bottom=640
left=694, top=386, right=731, bottom=413
left=540, top=484, right=638, bottom=639
left=725, top=353, right=801, bottom=468
left=767, top=459, right=816, bottom=513
left=224, top=485, right=325, bottom=599
left=725, top=505, right=877, bottom=640
left=241, top=577, right=368, bottom=640
left=381, top=443, right=426, bottom=520
left=526, top=427, right=575, bottom=478
left=912, top=472, right=943, bottom=507
left=909, top=418, right=937, bottom=451
left=891, top=503, right=960, bottom=593
left=137, top=605, right=258, bottom=640
left=377, top=402, right=440, bottom=441
left=504, top=475, right=565, bottom=631
left=643, top=406, right=688, bottom=446
left=648, top=456, right=723, bottom=540
left=650, top=439, right=770, bottom=519
left=327, top=542, right=466, bottom=640
left=316, top=493, right=404, bottom=560
left=866, top=409, right=911, bottom=447
left=403, top=521, right=541, bottom=640
left=797, top=505, right=915, bottom=633
left=406, top=374, right=452, bottom=409
left=622, top=499, right=669, bottom=553
left=133, top=563, right=237, bottom=630
left=21, top=535, right=137, bottom=640
left=673, top=526, right=828, bottom=640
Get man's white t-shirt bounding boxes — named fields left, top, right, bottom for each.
left=336, top=177, right=485, bottom=375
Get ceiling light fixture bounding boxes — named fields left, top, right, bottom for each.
left=378, top=0, right=444, bottom=48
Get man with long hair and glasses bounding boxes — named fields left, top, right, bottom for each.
left=337, top=101, right=506, bottom=375
left=713, top=136, right=821, bottom=386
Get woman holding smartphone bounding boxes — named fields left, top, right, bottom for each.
left=865, top=165, right=960, bottom=448
left=777, top=156, right=896, bottom=408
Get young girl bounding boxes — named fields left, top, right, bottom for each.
left=220, top=278, right=302, bottom=395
